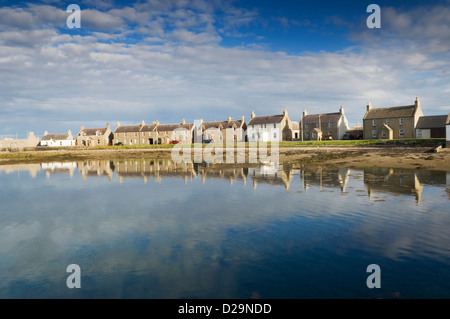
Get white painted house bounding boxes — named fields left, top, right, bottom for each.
left=247, top=109, right=296, bottom=142
left=40, top=130, right=75, bottom=147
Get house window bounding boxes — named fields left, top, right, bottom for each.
left=372, top=130, right=377, bottom=138
left=124, top=133, right=127, bottom=137
left=98, top=139, right=100, bottom=144
left=399, top=118, right=404, bottom=125
left=417, top=129, right=422, bottom=137
left=135, top=132, right=137, bottom=136
left=252, top=133, right=255, bottom=139
left=274, top=124, right=276, bottom=128
left=372, top=120, right=376, bottom=126
left=382, top=130, right=386, bottom=138
left=135, top=139, right=137, bottom=144
left=305, top=132, right=309, bottom=138
left=316, top=123, right=320, bottom=128
left=399, top=129, right=404, bottom=137
left=305, top=124, right=309, bottom=129
left=328, top=122, right=332, bottom=128
left=124, top=139, right=127, bottom=144
left=274, top=133, right=277, bottom=139
left=386, top=119, right=390, bottom=125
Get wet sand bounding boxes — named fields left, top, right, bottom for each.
left=0, top=144, right=449, bottom=171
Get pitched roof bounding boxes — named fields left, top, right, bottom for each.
left=364, top=105, right=416, bottom=120
left=290, top=121, right=299, bottom=129
left=140, top=123, right=157, bottom=132
left=301, top=112, right=342, bottom=124
left=203, top=120, right=244, bottom=129
left=41, top=133, right=71, bottom=141
left=248, top=114, right=284, bottom=125
left=416, top=115, right=448, bottom=129
left=156, top=123, right=194, bottom=132
left=80, top=128, right=107, bottom=136
left=114, top=125, right=142, bottom=133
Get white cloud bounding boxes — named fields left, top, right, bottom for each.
left=0, top=1, right=449, bottom=137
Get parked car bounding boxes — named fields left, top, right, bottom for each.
left=202, top=139, right=214, bottom=143
left=169, top=140, right=180, bottom=144
left=114, top=142, right=123, bottom=146
left=323, top=135, right=333, bottom=140
left=343, top=130, right=363, bottom=140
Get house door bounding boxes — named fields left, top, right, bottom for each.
left=149, top=138, right=153, bottom=145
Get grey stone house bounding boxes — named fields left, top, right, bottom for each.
left=300, top=106, right=349, bottom=141
left=363, top=97, right=423, bottom=139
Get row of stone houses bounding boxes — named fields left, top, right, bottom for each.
left=32, top=97, right=450, bottom=147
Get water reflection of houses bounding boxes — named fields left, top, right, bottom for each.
left=299, top=167, right=350, bottom=193
left=363, top=167, right=425, bottom=203
left=248, top=162, right=297, bottom=192
left=114, top=159, right=197, bottom=184
left=41, top=162, right=77, bottom=178
left=196, top=164, right=248, bottom=186
left=77, top=160, right=114, bottom=181
left=0, top=163, right=41, bottom=178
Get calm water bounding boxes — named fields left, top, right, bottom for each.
left=0, top=159, right=449, bottom=299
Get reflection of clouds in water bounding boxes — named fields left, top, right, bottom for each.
left=0, top=161, right=450, bottom=297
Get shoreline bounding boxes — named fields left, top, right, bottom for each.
left=0, top=144, right=449, bottom=171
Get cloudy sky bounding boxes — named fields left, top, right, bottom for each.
left=1, top=0, right=449, bottom=138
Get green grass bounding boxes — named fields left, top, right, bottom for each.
left=94, top=138, right=445, bottom=149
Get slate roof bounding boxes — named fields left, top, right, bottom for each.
left=416, top=115, right=448, bottom=129
left=156, top=123, right=194, bottom=132
left=79, top=128, right=108, bottom=136
left=140, top=123, right=157, bottom=132
left=301, top=112, right=342, bottom=124
left=248, top=114, right=284, bottom=125
left=202, top=120, right=244, bottom=130
left=364, top=105, right=417, bottom=120
left=114, top=125, right=142, bottom=133
left=41, top=133, right=71, bottom=141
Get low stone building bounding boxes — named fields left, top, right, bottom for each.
left=363, top=97, right=423, bottom=139
left=0, top=132, right=40, bottom=150
left=300, top=106, right=349, bottom=141
left=40, top=130, right=75, bottom=147
left=415, top=115, right=448, bottom=139
left=76, top=123, right=113, bottom=147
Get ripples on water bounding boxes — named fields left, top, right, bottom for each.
left=0, top=160, right=449, bottom=299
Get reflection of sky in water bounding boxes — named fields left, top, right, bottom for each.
left=0, top=161, right=450, bottom=298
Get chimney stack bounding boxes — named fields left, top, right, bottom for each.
left=106, top=123, right=110, bottom=130
left=227, top=116, right=231, bottom=123
left=303, top=109, right=308, bottom=118
left=339, top=106, right=344, bottom=114
left=415, top=97, right=420, bottom=109
left=117, top=121, right=121, bottom=128
left=366, top=102, right=372, bottom=112
left=241, top=115, right=245, bottom=123
left=251, top=111, right=255, bottom=119
left=80, top=125, right=84, bottom=131
left=182, top=119, right=185, bottom=125
left=141, top=120, right=145, bottom=126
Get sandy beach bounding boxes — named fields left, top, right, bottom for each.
left=1, top=144, right=449, bottom=171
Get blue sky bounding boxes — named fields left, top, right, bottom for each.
left=0, top=0, right=449, bottom=138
